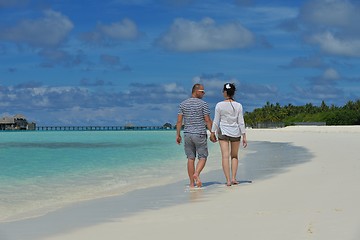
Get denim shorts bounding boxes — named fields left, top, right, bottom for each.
left=184, top=133, right=208, bottom=160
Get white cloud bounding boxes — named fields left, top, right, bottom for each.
left=322, top=68, right=340, bottom=80
left=298, top=0, right=360, bottom=57
left=309, top=31, right=360, bottom=57
left=0, top=9, right=73, bottom=48
left=156, top=17, right=255, bottom=52
left=0, top=82, right=190, bottom=125
left=97, top=19, right=139, bottom=40
left=81, top=18, right=140, bottom=45
left=163, top=83, right=185, bottom=93
left=295, top=84, right=343, bottom=102
left=300, top=0, right=356, bottom=27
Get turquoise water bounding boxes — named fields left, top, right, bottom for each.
left=0, top=130, right=312, bottom=224
left=0, top=130, right=221, bottom=222
left=0, top=132, right=313, bottom=240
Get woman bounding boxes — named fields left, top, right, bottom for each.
left=210, top=83, right=247, bottom=186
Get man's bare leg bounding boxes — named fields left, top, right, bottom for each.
left=193, top=158, right=206, bottom=187
left=187, top=158, right=195, bottom=188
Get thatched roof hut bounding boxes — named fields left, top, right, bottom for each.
left=0, top=114, right=34, bottom=130
left=0, top=116, right=15, bottom=124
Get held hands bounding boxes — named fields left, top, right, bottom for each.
left=210, top=132, right=217, bottom=143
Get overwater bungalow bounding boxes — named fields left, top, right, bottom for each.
left=0, top=114, right=36, bottom=130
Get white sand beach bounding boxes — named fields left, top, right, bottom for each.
left=42, top=126, right=360, bottom=240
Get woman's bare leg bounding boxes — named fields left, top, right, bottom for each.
left=230, top=141, right=240, bottom=184
left=219, top=140, right=231, bottom=186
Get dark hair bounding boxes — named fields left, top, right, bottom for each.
left=223, top=83, right=236, bottom=99
left=192, top=83, right=202, bottom=93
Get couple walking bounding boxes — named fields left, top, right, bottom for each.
left=176, top=83, right=247, bottom=188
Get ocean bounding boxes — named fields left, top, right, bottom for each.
left=0, top=130, right=311, bottom=224
left=0, top=130, right=220, bottom=222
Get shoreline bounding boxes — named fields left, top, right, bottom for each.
left=0, top=130, right=221, bottom=224
left=0, top=131, right=307, bottom=225
left=0, top=138, right=309, bottom=240
left=2, top=126, right=360, bottom=240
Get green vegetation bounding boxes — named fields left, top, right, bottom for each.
left=244, top=100, right=360, bottom=127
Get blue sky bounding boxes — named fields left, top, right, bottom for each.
left=1, top=0, right=359, bottom=126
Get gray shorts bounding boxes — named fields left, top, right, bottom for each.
left=184, top=133, right=208, bottom=160
left=218, top=129, right=241, bottom=142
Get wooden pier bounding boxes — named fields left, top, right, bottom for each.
left=35, top=126, right=174, bottom=131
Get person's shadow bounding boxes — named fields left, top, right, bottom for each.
left=201, top=181, right=223, bottom=187
left=202, top=180, right=252, bottom=187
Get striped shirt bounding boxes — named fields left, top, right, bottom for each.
left=178, top=97, right=210, bottom=135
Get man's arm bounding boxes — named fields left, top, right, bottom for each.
left=204, top=114, right=212, bottom=132
left=176, top=114, right=183, bottom=145
left=205, top=114, right=217, bottom=142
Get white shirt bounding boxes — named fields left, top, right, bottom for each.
left=211, top=101, right=246, bottom=137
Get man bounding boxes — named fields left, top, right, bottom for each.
left=176, top=83, right=214, bottom=188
